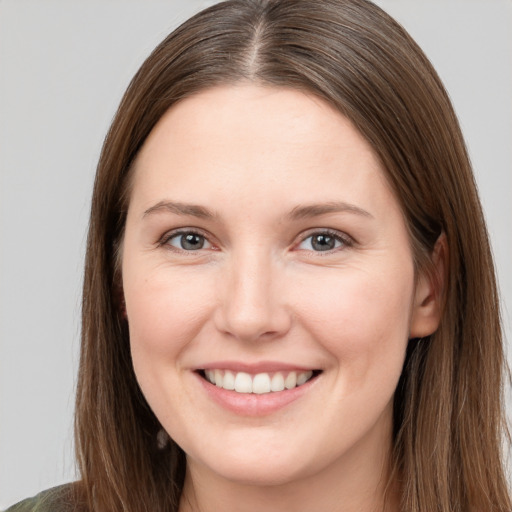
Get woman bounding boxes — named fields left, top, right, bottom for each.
left=8, top=0, right=510, bottom=511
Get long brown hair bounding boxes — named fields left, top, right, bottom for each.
left=75, top=1, right=511, bottom=510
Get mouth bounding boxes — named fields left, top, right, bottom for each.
left=197, top=369, right=322, bottom=394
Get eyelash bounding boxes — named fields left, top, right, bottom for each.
left=158, top=228, right=353, bottom=255
left=158, top=229, right=215, bottom=253
left=296, top=229, right=353, bottom=254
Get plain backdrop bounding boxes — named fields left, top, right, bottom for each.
left=1, top=0, right=511, bottom=507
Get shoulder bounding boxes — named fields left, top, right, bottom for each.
left=4, top=484, right=79, bottom=512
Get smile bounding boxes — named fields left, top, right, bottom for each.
left=200, top=369, right=318, bottom=394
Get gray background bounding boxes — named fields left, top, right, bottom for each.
left=1, top=0, right=511, bottom=507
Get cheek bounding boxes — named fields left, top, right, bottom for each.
left=124, top=264, right=216, bottom=362
left=292, top=262, right=414, bottom=384
left=124, top=264, right=219, bottom=431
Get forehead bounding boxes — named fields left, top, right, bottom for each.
left=135, top=84, right=380, bottom=171
left=129, top=84, right=396, bottom=218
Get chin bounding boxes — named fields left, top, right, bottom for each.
left=185, top=433, right=327, bottom=488
left=204, top=457, right=307, bottom=487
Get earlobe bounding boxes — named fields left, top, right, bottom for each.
left=409, top=233, right=448, bottom=338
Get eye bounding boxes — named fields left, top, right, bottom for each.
left=165, top=231, right=213, bottom=251
left=297, top=231, right=349, bottom=252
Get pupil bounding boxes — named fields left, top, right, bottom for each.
left=181, top=233, right=204, bottom=250
left=312, top=234, right=334, bottom=251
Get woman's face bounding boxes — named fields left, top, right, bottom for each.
left=122, top=85, right=439, bottom=487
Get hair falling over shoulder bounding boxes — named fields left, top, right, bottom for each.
left=74, top=1, right=511, bottom=510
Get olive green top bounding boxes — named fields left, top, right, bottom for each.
left=4, top=484, right=75, bottom=512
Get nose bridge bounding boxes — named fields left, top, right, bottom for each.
left=216, top=244, right=290, bottom=341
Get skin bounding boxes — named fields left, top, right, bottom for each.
left=121, top=85, right=442, bottom=512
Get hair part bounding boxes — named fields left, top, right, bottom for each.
left=75, top=1, right=511, bottom=511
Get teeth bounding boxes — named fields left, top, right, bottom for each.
left=223, top=370, right=235, bottom=390
left=270, top=372, right=285, bottom=392
left=284, top=371, right=297, bottom=389
left=234, top=372, right=252, bottom=393
left=214, top=369, right=223, bottom=388
left=297, top=370, right=313, bottom=385
left=252, top=373, right=271, bottom=394
left=204, top=369, right=315, bottom=394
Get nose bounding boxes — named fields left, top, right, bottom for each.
left=214, top=250, right=292, bottom=342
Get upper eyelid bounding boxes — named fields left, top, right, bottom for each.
left=296, top=228, right=354, bottom=245
left=159, top=227, right=212, bottom=244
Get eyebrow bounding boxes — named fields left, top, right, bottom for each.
left=143, top=200, right=216, bottom=219
left=287, top=201, right=374, bottom=220
left=142, top=199, right=373, bottom=221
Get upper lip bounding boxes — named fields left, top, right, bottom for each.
left=197, top=361, right=319, bottom=373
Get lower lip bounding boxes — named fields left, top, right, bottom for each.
left=195, top=372, right=318, bottom=416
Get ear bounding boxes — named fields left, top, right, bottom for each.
left=409, top=233, right=448, bottom=338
